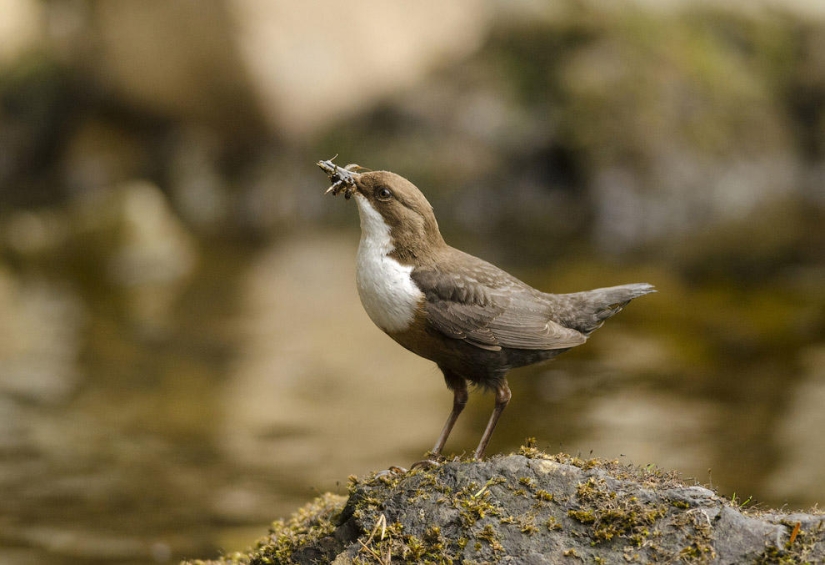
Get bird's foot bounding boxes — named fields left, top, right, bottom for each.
left=374, top=466, right=408, bottom=479
left=410, top=453, right=445, bottom=471
left=410, top=459, right=440, bottom=471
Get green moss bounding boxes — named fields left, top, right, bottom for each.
left=348, top=517, right=462, bottom=564
left=456, top=482, right=501, bottom=526
left=192, top=493, right=345, bottom=565
left=476, top=524, right=504, bottom=553
left=756, top=521, right=822, bottom=565
left=519, top=516, right=540, bottom=535
left=187, top=448, right=824, bottom=564
left=546, top=516, right=563, bottom=531
left=402, top=534, right=425, bottom=561
left=517, top=442, right=551, bottom=460
left=674, top=508, right=716, bottom=563
left=568, top=509, right=597, bottom=524
left=570, top=477, right=668, bottom=545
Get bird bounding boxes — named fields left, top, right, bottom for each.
left=318, top=158, right=655, bottom=461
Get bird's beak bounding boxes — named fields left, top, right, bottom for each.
left=317, top=157, right=363, bottom=200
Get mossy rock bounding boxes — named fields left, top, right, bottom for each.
left=184, top=448, right=824, bottom=564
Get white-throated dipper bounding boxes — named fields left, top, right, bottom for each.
left=318, top=158, right=655, bottom=461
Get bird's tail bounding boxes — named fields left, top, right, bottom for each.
left=554, top=283, right=655, bottom=335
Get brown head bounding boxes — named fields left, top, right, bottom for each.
left=319, top=160, right=446, bottom=263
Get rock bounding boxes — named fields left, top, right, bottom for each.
left=88, top=0, right=489, bottom=138
left=184, top=449, right=825, bottom=564
left=69, top=179, right=198, bottom=335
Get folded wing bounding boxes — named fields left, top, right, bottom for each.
left=411, top=264, right=586, bottom=352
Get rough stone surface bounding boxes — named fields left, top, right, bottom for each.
left=185, top=449, right=825, bottom=564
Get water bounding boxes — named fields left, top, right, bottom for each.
left=0, top=230, right=822, bottom=564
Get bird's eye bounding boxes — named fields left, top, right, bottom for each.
left=375, top=187, right=393, bottom=201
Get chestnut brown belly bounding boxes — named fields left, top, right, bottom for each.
left=388, top=317, right=568, bottom=389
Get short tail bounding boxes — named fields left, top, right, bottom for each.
left=554, top=283, right=655, bottom=335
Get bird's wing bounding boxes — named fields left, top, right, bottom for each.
left=411, top=263, right=586, bottom=352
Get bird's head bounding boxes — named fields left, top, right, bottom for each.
left=318, top=158, right=445, bottom=262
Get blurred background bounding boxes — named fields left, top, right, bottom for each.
left=1, top=0, right=824, bottom=563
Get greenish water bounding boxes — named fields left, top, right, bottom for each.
left=0, top=229, right=822, bottom=565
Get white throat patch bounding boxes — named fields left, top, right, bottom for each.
left=354, top=195, right=423, bottom=333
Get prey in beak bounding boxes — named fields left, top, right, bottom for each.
left=317, top=157, right=365, bottom=200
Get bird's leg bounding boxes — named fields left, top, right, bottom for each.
left=473, top=382, right=512, bottom=460
left=431, top=381, right=469, bottom=456
left=410, top=378, right=468, bottom=470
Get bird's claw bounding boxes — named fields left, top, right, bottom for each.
left=374, top=466, right=408, bottom=479
left=410, top=458, right=442, bottom=471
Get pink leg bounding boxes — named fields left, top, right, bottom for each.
left=431, top=381, right=469, bottom=456
left=473, top=382, right=511, bottom=460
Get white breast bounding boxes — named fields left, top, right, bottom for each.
left=354, top=195, right=423, bottom=333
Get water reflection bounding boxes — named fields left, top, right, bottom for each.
left=0, top=228, right=822, bottom=564
left=219, top=233, right=445, bottom=482
left=765, top=346, right=825, bottom=502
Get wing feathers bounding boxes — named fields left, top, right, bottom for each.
left=412, top=265, right=586, bottom=352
